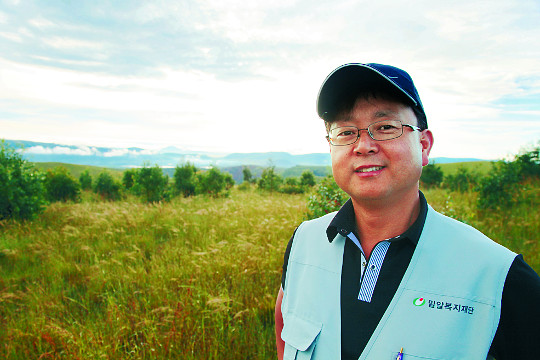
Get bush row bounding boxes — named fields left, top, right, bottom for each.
left=420, top=145, right=538, bottom=210
left=1, top=141, right=319, bottom=221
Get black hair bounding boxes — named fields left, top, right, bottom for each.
left=322, top=90, right=428, bottom=131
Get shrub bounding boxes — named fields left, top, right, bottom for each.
left=258, top=166, right=282, bottom=192
left=0, top=140, right=47, bottom=220
left=94, top=172, right=122, bottom=201
left=196, top=166, right=229, bottom=197
left=122, top=169, right=137, bottom=190
left=242, top=166, right=254, bottom=184
left=300, top=170, right=316, bottom=187
left=224, top=172, right=235, bottom=190
left=136, top=164, right=169, bottom=203
left=514, top=144, right=539, bottom=179
left=79, top=170, right=92, bottom=191
left=420, top=162, right=443, bottom=188
left=173, top=163, right=197, bottom=197
left=444, top=166, right=479, bottom=192
left=476, top=161, right=520, bottom=210
left=305, top=175, right=348, bottom=220
left=279, top=177, right=304, bottom=194
left=284, top=177, right=299, bottom=186
left=44, top=167, right=81, bottom=202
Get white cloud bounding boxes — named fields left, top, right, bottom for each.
left=0, top=0, right=538, bottom=159
left=24, top=145, right=101, bottom=156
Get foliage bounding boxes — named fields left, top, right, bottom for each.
left=224, top=172, right=235, bottom=190
left=476, top=160, right=521, bottom=210
left=443, top=166, right=478, bottom=192
left=94, top=171, right=122, bottom=201
left=196, top=166, right=231, bottom=197
left=242, top=166, right=253, bottom=183
left=44, top=167, right=81, bottom=202
left=475, top=146, right=539, bottom=211
left=79, top=170, right=93, bottom=191
left=300, top=170, right=316, bottom=187
left=420, top=162, right=444, bottom=187
left=135, top=164, right=169, bottom=203
left=278, top=177, right=304, bottom=194
left=257, top=166, right=283, bottom=192
left=122, top=169, right=137, bottom=190
left=0, top=140, right=47, bottom=221
left=305, top=175, right=348, bottom=220
left=513, top=144, right=539, bottom=178
left=173, top=163, right=198, bottom=197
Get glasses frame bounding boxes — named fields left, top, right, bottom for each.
left=326, top=120, right=423, bottom=146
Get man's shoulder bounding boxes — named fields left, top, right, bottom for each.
left=425, top=205, right=517, bottom=258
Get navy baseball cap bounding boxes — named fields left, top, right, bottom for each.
left=317, top=63, right=427, bottom=127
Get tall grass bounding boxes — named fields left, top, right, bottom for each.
left=1, top=190, right=305, bottom=359
left=1, top=185, right=538, bottom=359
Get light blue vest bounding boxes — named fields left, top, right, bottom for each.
left=281, top=205, right=516, bottom=360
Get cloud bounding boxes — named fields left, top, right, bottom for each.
left=24, top=145, right=101, bottom=156
left=0, top=0, right=538, bottom=159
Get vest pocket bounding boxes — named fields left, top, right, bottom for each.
left=281, top=314, right=322, bottom=360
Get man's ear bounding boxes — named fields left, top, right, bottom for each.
left=420, top=129, right=434, bottom=167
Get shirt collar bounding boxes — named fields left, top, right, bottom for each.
left=326, top=191, right=428, bottom=246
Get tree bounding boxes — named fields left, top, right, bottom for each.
left=44, top=167, right=81, bottom=202
left=79, top=170, right=92, bottom=191
left=514, top=144, right=539, bottom=178
left=300, top=170, right=316, bottom=187
left=280, top=176, right=305, bottom=194
left=122, top=169, right=137, bottom=190
left=258, top=166, right=283, bottom=192
left=0, top=140, right=47, bottom=220
left=476, top=161, right=521, bottom=210
left=242, top=166, right=253, bottom=183
left=224, top=172, right=235, bottom=190
left=420, top=163, right=443, bottom=187
left=444, top=167, right=478, bottom=192
left=173, top=163, right=197, bottom=197
left=196, top=166, right=228, bottom=197
left=94, top=172, right=122, bottom=201
left=136, top=164, right=169, bottom=203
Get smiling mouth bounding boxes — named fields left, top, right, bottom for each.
left=355, top=166, right=384, bottom=173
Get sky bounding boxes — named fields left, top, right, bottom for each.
left=1, top=0, right=539, bottom=160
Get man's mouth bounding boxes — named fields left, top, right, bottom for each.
left=355, top=166, right=384, bottom=173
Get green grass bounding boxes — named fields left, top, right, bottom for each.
left=32, top=162, right=125, bottom=180
left=0, top=190, right=304, bottom=359
left=437, top=161, right=493, bottom=176
left=0, top=184, right=538, bottom=359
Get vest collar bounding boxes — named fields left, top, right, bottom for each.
left=326, top=191, right=428, bottom=246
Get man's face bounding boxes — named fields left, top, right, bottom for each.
left=329, top=96, right=433, bottom=205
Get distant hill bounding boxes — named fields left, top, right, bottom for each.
left=5, top=139, right=488, bottom=175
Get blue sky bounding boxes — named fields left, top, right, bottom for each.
left=1, top=0, right=539, bottom=159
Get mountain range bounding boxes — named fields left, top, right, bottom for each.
left=5, top=139, right=487, bottom=169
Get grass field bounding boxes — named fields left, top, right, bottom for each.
left=1, top=185, right=538, bottom=359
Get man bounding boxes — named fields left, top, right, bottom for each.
left=275, top=63, right=540, bottom=359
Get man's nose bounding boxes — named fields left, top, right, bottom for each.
left=352, top=129, right=378, bottom=154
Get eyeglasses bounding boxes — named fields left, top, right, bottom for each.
left=326, top=120, right=422, bottom=146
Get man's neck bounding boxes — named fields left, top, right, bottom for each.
left=351, top=191, right=421, bottom=259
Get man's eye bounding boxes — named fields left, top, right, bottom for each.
left=337, top=130, right=356, bottom=137
left=375, top=124, right=399, bottom=132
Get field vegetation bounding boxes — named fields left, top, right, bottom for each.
left=1, top=141, right=538, bottom=359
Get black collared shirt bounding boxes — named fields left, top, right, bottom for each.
left=281, top=192, right=540, bottom=359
